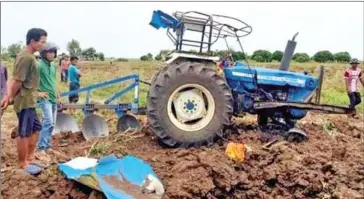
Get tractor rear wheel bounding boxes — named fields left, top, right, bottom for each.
left=147, top=61, right=233, bottom=147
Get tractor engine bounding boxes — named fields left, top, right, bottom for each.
left=271, top=90, right=288, bottom=101
left=232, top=88, right=289, bottom=114
left=227, top=61, right=318, bottom=123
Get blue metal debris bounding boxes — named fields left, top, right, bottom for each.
left=59, top=154, right=163, bottom=199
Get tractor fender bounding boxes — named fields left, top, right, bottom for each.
left=166, top=52, right=219, bottom=68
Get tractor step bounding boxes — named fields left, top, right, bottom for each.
left=253, top=101, right=355, bottom=115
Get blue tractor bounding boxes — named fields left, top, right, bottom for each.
left=147, top=10, right=354, bottom=147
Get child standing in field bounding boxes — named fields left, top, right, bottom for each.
left=68, top=56, right=81, bottom=115
left=344, top=58, right=364, bottom=116
left=60, top=55, right=70, bottom=83
left=35, top=42, right=60, bottom=163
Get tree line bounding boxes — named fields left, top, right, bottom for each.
left=66, top=39, right=104, bottom=61
left=143, top=49, right=353, bottom=63
left=0, top=40, right=354, bottom=64
left=1, top=39, right=105, bottom=61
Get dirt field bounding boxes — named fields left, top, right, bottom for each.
left=1, top=60, right=363, bottom=199
left=1, top=112, right=364, bottom=199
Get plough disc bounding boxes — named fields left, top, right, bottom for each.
left=117, top=114, right=141, bottom=133
left=54, top=113, right=80, bottom=135
left=82, top=114, right=109, bottom=140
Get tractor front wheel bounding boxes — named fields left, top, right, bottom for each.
left=147, top=62, right=233, bottom=147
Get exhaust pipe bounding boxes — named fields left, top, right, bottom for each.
left=279, top=32, right=299, bottom=71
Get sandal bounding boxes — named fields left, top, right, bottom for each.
left=17, top=164, right=43, bottom=175
left=31, top=160, right=50, bottom=169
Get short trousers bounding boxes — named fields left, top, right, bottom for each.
left=16, top=108, right=42, bottom=138
left=69, top=82, right=80, bottom=103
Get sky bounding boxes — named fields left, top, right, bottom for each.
left=1, top=2, right=363, bottom=59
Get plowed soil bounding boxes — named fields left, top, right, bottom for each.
left=1, top=113, right=364, bottom=199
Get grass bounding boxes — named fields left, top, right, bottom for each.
left=2, top=59, right=363, bottom=121
left=88, top=141, right=111, bottom=158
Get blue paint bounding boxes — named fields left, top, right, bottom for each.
left=59, top=74, right=138, bottom=99
left=186, top=102, right=194, bottom=110
left=37, top=74, right=140, bottom=118
left=225, top=61, right=319, bottom=119
left=149, top=10, right=180, bottom=30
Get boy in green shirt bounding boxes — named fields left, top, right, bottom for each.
left=35, top=42, right=59, bottom=163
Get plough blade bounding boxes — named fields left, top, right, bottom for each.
left=117, top=114, right=141, bottom=133
left=82, top=114, right=109, bottom=140
left=54, top=113, right=80, bottom=134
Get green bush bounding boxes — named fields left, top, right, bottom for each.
left=333, top=52, right=351, bottom=63
left=272, top=50, right=283, bottom=62
left=293, top=53, right=310, bottom=63
left=251, top=50, right=272, bottom=62
left=313, top=50, right=334, bottom=63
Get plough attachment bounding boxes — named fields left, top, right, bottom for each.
left=82, top=114, right=109, bottom=140
left=53, top=113, right=79, bottom=135
left=117, top=114, right=141, bottom=133
left=50, top=74, right=146, bottom=140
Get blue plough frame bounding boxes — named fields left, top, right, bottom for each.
left=48, top=74, right=141, bottom=117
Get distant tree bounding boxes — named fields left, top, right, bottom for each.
left=313, top=50, right=334, bottom=63
left=1, top=46, right=6, bottom=53
left=231, top=51, right=246, bottom=61
left=251, top=50, right=272, bottom=62
left=155, top=54, right=162, bottom=61
left=98, top=52, right=105, bottom=61
left=67, top=39, right=82, bottom=56
left=272, top=50, right=284, bottom=62
left=213, top=50, right=246, bottom=61
left=140, top=55, right=149, bottom=61
left=1, top=46, right=11, bottom=61
left=333, top=52, right=351, bottom=63
left=7, top=42, right=24, bottom=59
left=216, top=50, right=229, bottom=58
left=116, top=58, right=128, bottom=62
left=253, top=55, right=265, bottom=62
left=140, top=53, right=153, bottom=61
left=82, top=47, right=97, bottom=60
left=147, top=53, right=153, bottom=59
left=293, top=53, right=310, bottom=63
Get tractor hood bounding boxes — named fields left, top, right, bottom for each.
left=224, top=62, right=319, bottom=103
left=224, top=62, right=318, bottom=89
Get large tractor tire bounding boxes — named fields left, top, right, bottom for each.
left=147, top=61, right=233, bottom=147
